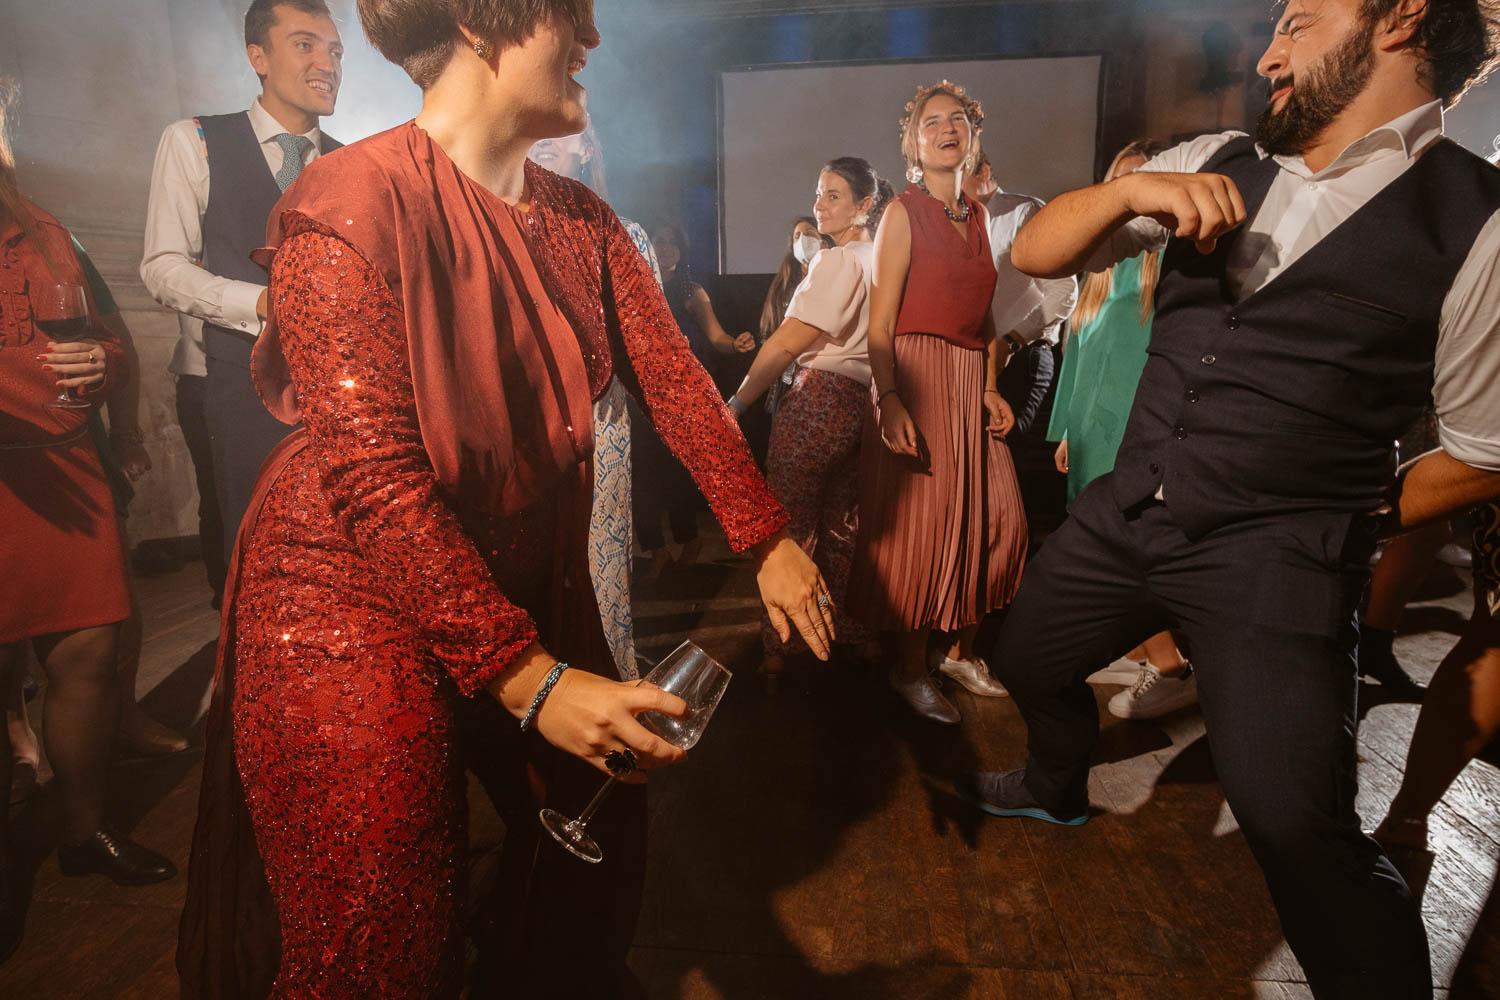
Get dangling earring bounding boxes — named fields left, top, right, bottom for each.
left=473, top=37, right=494, bottom=61
left=853, top=213, right=869, bottom=227
left=906, top=164, right=923, bottom=184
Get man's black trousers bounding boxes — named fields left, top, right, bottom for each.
left=986, top=474, right=1431, bottom=999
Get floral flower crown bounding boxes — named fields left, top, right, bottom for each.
left=899, top=80, right=985, bottom=134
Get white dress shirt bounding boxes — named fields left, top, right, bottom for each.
left=985, top=190, right=1079, bottom=346
left=141, top=98, right=323, bottom=376
left=1089, top=101, right=1500, bottom=472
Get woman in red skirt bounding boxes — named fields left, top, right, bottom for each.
left=849, top=81, right=1028, bottom=724
left=0, top=82, right=173, bottom=964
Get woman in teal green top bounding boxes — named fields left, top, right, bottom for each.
left=1045, top=139, right=1197, bottom=721
left=1048, top=251, right=1156, bottom=504
left=1046, top=139, right=1164, bottom=507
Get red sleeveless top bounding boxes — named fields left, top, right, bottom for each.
left=893, top=183, right=997, bottom=350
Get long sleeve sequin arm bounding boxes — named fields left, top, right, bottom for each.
left=270, top=230, right=539, bottom=694
left=601, top=215, right=788, bottom=551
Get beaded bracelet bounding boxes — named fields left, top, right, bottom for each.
left=520, top=662, right=569, bottom=732
left=877, top=388, right=901, bottom=407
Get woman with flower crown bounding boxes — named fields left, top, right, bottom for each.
left=848, top=81, right=1028, bottom=724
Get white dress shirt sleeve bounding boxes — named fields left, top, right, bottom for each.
left=140, top=119, right=266, bottom=335
left=1084, top=131, right=1247, bottom=274
left=1000, top=197, right=1080, bottom=343
left=1432, top=208, right=1500, bottom=471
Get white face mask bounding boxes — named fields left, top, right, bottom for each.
left=793, top=234, right=823, bottom=267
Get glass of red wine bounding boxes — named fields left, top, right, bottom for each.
left=540, top=640, right=732, bottom=863
left=36, top=283, right=93, bottom=410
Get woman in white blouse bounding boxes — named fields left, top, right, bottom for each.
left=730, top=157, right=894, bottom=689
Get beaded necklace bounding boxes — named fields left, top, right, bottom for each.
left=917, top=177, right=971, bottom=223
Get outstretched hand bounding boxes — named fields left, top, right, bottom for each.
left=753, top=531, right=836, bottom=660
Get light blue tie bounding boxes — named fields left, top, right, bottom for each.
left=273, top=133, right=315, bottom=192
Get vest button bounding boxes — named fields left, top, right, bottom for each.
left=1149, top=463, right=1161, bottom=475
left=1186, top=389, right=1200, bottom=403
left=1201, top=354, right=1217, bottom=365
left=1226, top=316, right=1241, bottom=330
left=1175, top=426, right=1188, bottom=440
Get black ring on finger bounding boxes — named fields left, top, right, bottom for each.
left=605, top=747, right=638, bottom=777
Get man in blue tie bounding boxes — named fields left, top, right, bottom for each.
left=142, top=0, right=344, bottom=594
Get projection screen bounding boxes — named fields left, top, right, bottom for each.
left=720, top=55, right=1105, bottom=274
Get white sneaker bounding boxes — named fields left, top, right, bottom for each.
left=1108, top=662, right=1198, bottom=719
left=1438, top=542, right=1473, bottom=568
left=1088, top=656, right=1146, bottom=685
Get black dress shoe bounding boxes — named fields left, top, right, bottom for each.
left=57, top=827, right=176, bottom=886
left=1358, top=627, right=1426, bottom=697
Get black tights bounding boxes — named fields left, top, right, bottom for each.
left=0, top=624, right=121, bottom=851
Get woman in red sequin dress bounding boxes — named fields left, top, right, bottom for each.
left=177, top=3, right=836, bottom=998
left=848, top=82, right=1028, bottom=725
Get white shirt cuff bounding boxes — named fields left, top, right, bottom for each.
left=1436, top=416, right=1500, bottom=473
left=222, top=280, right=269, bottom=336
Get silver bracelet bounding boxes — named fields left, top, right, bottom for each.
left=520, top=662, right=569, bottom=732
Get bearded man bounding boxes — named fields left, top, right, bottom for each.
left=957, top=2, right=1500, bottom=996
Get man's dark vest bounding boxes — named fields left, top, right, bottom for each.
left=1110, top=134, right=1500, bottom=539
left=198, top=111, right=341, bottom=364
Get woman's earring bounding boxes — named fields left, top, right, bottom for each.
left=474, top=37, right=494, bottom=61
left=853, top=212, right=869, bottom=227
left=906, top=164, right=923, bottom=183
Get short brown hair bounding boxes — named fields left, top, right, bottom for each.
left=357, top=0, right=591, bottom=90
left=245, top=0, right=334, bottom=49
left=1357, top=0, right=1500, bottom=104
left=899, top=80, right=985, bottom=177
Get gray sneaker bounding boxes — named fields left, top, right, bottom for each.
left=1107, top=662, right=1198, bottom=719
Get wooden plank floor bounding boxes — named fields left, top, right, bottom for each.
left=4, top=531, right=1498, bottom=997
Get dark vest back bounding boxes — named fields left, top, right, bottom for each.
left=198, top=111, right=341, bottom=354
left=1110, top=135, right=1500, bottom=538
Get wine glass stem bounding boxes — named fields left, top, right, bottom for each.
left=574, top=777, right=619, bottom=828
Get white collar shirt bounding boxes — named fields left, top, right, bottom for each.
left=1088, top=100, right=1500, bottom=472
left=985, top=188, right=1078, bottom=345
left=141, top=98, right=325, bottom=376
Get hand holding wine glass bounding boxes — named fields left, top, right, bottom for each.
left=34, top=283, right=98, bottom=410
left=532, top=668, right=689, bottom=784
left=541, top=641, right=732, bottom=863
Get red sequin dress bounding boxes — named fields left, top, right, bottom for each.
left=227, top=162, right=786, bottom=998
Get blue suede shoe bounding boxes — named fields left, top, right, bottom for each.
left=955, top=768, right=1089, bottom=827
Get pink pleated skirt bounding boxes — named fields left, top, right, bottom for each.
left=848, top=334, right=1027, bottom=632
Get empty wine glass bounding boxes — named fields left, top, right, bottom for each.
left=35, top=283, right=93, bottom=410
left=541, top=640, right=731, bottom=863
